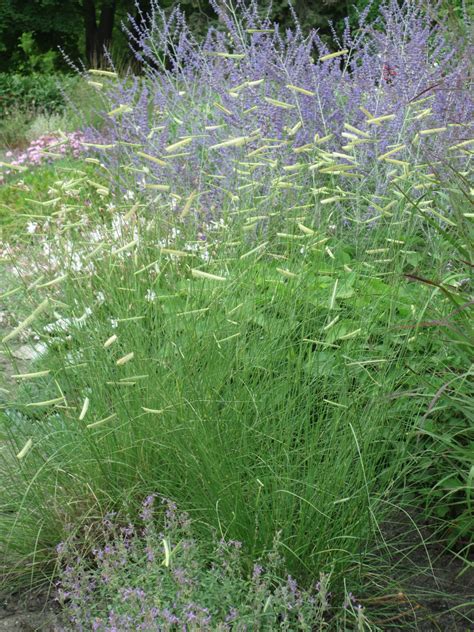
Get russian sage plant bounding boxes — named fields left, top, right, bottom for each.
left=82, top=0, right=473, bottom=221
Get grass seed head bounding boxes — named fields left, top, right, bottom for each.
left=116, top=352, right=135, bottom=366
left=104, top=334, right=118, bottom=348
left=16, top=439, right=33, bottom=460
left=191, top=269, right=227, bottom=281
left=79, top=397, right=90, bottom=421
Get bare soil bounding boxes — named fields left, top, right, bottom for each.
left=369, top=509, right=474, bottom=630
left=0, top=591, right=58, bottom=632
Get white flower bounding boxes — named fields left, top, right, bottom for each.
left=71, top=253, right=83, bottom=272
left=145, top=289, right=157, bottom=302
left=89, top=228, right=103, bottom=242
left=207, top=218, right=226, bottom=231
left=96, top=291, right=106, bottom=304
left=111, top=216, right=123, bottom=240
left=49, top=255, right=60, bottom=270
left=66, top=350, right=84, bottom=363
left=110, top=318, right=118, bottom=329
left=44, top=307, right=92, bottom=334
left=26, top=221, right=38, bottom=234
left=184, top=242, right=199, bottom=252
left=85, top=261, right=95, bottom=274
left=124, top=189, right=135, bottom=201
left=44, top=318, right=70, bottom=333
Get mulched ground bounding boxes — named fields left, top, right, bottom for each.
left=368, top=509, right=474, bottom=630
left=0, top=591, right=58, bottom=632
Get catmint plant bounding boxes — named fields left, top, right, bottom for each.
left=55, top=496, right=353, bottom=631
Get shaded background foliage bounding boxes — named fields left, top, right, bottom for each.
left=0, top=0, right=470, bottom=72
left=0, top=0, right=337, bottom=71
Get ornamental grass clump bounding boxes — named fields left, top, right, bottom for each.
left=0, top=1, right=472, bottom=626
left=0, top=149, right=472, bottom=625
left=81, top=0, right=472, bottom=220
left=0, top=181, right=441, bottom=596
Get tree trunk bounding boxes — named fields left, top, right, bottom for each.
left=83, top=0, right=117, bottom=68
left=83, top=0, right=98, bottom=67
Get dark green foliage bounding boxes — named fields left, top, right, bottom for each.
left=0, top=1, right=380, bottom=72
left=0, top=73, right=78, bottom=117
left=412, top=285, right=473, bottom=556
left=0, top=0, right=82, bottom=72
left=403, top=182, right=474, bottom=558
left=1, top=0, right=470, bottom=72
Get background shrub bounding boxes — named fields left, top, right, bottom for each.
left=0, top=73, right=78, bottom=118
left=404, top=180, right=473, bottom=558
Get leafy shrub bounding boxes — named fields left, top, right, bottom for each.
left=417, top=292, right=474, bottom=555
left=404, top=182, right=473, bottom=557
left=0, top=73, right=78, bottom=118
left=0, top=75, right=101, bottom=151
left=0, top=108, right=32, bottom=148
left=16, top=32, right=57, bottom=74
left=26, top=113, right=74, bottom=143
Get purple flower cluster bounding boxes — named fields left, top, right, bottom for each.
left=86, top=0, right=472, bottom=220
left=54, top=496, right=355, bottom=630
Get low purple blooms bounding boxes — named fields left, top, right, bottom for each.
left=55, top=496, right=345, bottom=630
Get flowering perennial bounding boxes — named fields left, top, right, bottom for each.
left=84, top=0, right=472, bottom=220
